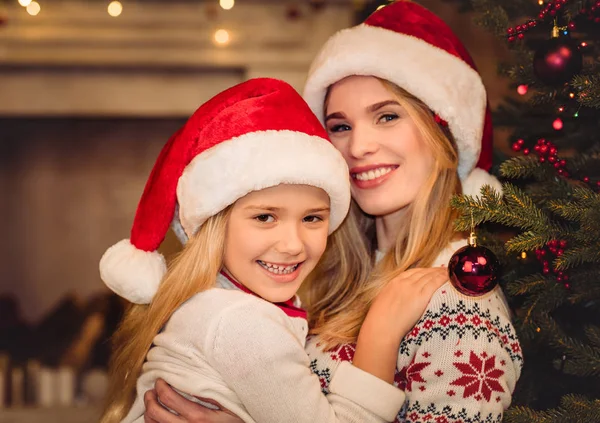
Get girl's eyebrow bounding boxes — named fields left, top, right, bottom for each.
left=244, top=205, right=280, bottom=211
left=306, top=207, right=331, bottom=214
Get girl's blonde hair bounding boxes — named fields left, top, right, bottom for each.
left=100, top=207, right=232, bottom=423
left=303, top=78, right=462, bottom=349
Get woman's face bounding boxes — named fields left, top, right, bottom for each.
left=324, top=75, right=435, bottom=217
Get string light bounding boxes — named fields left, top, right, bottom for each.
left=214, top=29, right=230, bottom=45
left=108, top=1, right=123, bottom=17
left=558, top=106, right=564, bottom=112
left=569, top=92, right=575, bottom=98
left=521, top=251, right=527, bottom=259
left=18, top=0, right=32, bottom=6
left=553, top=118, right=563, bottom=130
left=26, top=1, right=40, bottom=15
left=220, top=0, right=234, bottom=10
left=517, top=84, right=528, bottom=95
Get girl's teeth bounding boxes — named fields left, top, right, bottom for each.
left=258, top=261, right=299, bottom=274
left=354, top=167, right=394, bottom=181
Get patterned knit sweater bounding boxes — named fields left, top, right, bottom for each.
left=306, top=239, right=524, bottom=423
left=122, top=273, right=406, bottom=423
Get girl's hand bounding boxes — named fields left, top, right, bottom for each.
left=371, top=267, right=448, bottom=339
left=353, top=267, right=448, bottom=383
left=143, top=379, right=243, bottom=423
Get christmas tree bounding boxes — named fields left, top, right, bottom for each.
left=356, top=0, right=599, bottom=420
left=437, top=0, right=600, bottom=421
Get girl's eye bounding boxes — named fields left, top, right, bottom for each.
left=328, top=123, right=351, bottom=133
left=378, top=113, right=398, bottom=123
left=255, top=214, right=275, bottom=223
left=303, top=215, right=324, bottom=223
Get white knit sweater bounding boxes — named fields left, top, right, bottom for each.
left=306, top=239, right=524, bottom=423
left=122, top=273, right=406, bottom=423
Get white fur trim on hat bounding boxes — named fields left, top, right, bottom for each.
left=462, top=167, right=502, bottom=197
left=176, top=130, right=351, bottom=238
left=99, top=239, right=167, bottom=304
left=303, top=24, right=487, bottom=180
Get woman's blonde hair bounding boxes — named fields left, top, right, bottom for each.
left=303, top=78, right=462, bottom=349
left=100, top=207, right=232, bottom=423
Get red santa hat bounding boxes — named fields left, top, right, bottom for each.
left=100, top=78, right=351, bottom=304
left=302, top=0, right=500, bottom=195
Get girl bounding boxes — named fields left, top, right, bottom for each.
left=144, top=2, right=523, bottom=423
left=100, top=78, right=447, bottom=423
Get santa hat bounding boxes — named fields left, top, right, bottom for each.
left=302, top=0, right=501, bottom=195
left=100, top=78, right=351, bottom=304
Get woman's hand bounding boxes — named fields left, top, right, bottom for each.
left=143, top=379, right=243, bottom=423
left=353, top=267, right=448, bottom=383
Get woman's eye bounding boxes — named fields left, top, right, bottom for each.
left=303, top=215, right=324, bottom=223
left=378, top=113, right=398, bottom=123
left=255, top=214, right=275, bottom=223
left=328, top=123, right=351, bottom=133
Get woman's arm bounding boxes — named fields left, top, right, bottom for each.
left=144, top=379, right=242, bottom=423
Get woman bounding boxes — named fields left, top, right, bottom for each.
left=143, top=2, right=522, bottom=422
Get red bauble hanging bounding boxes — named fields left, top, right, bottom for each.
left=448, top=233, right=500, bottom=296
left=533, top=34, right=583, bottom=85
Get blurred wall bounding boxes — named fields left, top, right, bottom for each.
left=0, top=0, right=511, bottom=323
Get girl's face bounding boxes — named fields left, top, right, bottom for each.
left=223, top=184, right=330, bottom=303
left=325, top=75, right=434, bottom=217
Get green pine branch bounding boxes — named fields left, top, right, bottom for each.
left=555, top=247, right=600, bottom=270
left=451, top=184, right=560, bottom=239
left=499, top=156, right=542, bottom=179
left=573, top=75, right=600, bottom=109
left=506, top=273, right=549, bottom=296
left=504, top=395, right=600, bottom=423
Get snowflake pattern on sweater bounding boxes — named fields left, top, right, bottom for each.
left=306, top=284, right=523, bottom=423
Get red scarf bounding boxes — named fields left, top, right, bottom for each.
left=220, top=271, right=307, bottom=319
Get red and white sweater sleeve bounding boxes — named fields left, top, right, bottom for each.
left=395, top=283, right=523, bottom=423
left=306, top=284, right=523, bottom=423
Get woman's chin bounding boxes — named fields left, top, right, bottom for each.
left=354, top=195, right=411, bottom=218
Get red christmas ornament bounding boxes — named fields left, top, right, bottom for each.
left=448, top=232, right=500, bottom=296
left=517, top=84, right=528, bottom=95
left=533, top=34, right=583, bottom=85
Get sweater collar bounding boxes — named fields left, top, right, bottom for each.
left=217, top=271, right=307, bottom=319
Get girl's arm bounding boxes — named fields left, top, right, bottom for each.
left=207, top=299, right=405, bottom=423
left=397, top=285, right=523, bottom=423
left=143, top=267, right=449, bottom=423
left=353, top=267, right=449, bottom=384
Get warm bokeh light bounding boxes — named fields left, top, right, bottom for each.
left=108, top=1, right=123, bottom=17
left=214, top=29, right=230, bottom=45
left=220, top=0, right=234, bottom=10
left=18, top=0, right=32, bottom=7
left=26, top=1, right=40, bottom=16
